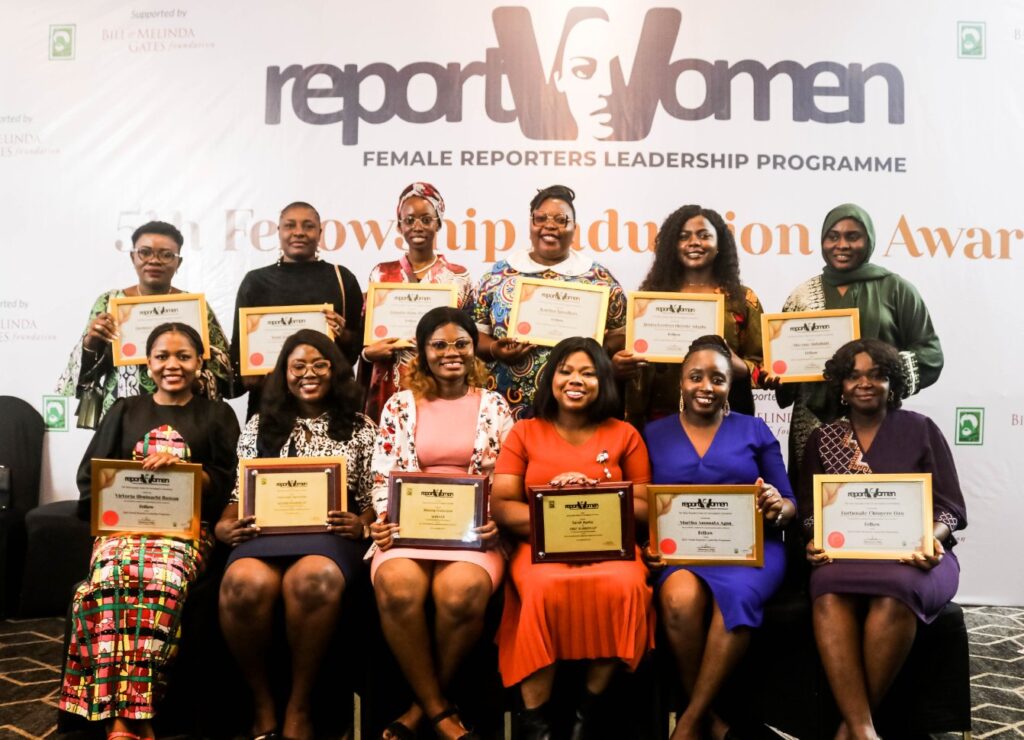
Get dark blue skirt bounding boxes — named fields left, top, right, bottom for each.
left=226, top=533, right=369, bottom=584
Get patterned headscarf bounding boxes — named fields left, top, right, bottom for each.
left=396, top=181, right=445, bottom=222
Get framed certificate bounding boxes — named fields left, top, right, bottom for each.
left=507, top=278, right=610, bottom=346
left=814, top=474, right=933, bottom=559
left=109, top=293, right=210, bottom=365
left=625, top=292, right=725, bottom=362
left=387, top=472, right=488, bottom=550
left=364, top=283, right=459, bottom=347
left=239, top=305, right=333, bottom=375
left=528, top=482, right=635, bottom=563
left=648, top=485, right=763, bottom=566
left=90, top=459, right=201, bottom=539
left=761, top=309, right=860, bottom=382
left=238, top=457, right=347, bottom=535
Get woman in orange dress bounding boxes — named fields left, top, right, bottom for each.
left=491, top=337, right=653, bottom=740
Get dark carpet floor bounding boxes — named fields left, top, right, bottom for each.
left=0, top=605, right=1021, bottom=739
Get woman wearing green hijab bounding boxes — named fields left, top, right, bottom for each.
left=777, top=203, right=943, bottom=475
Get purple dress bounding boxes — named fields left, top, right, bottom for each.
left=644, top=412, right=794, bottom=631
left=798, top=409, right=967, bottom=623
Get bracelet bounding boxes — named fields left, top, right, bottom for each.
left=774, top=509, right=787, bottom=528
left=82, top=344, right=98, bottom=355
left=360, top=348, right=371, bottom=363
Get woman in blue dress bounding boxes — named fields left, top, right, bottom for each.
left=644, top=335, right=795, bottom=740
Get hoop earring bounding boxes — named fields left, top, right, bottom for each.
left=888, top=390, right=896, bottom=403
left=723, top=400, right=731, bottom=417
left=840, top=396, right=849, bottom=406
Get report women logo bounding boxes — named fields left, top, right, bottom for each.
left=265, top=7, right=905, bottom=145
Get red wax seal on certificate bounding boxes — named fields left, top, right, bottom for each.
left=827, top=531, right=845, bottom=548
left=374, top=325, right=388, bottom=338
left=633, top=339, right=649, bottom=353
left=772, top=360, right=788, bottom=375
left=102, top=510, right=119, bottom=527
left=250, top=352, right=264, bottom=367
left=122, top=343, right=137, bottom=357
left=516, top=321, right=532, bottom=335
left=659, top=538, right=677, bottom=555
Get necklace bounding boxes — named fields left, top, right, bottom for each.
left=411, top=255, right=439, bottom=274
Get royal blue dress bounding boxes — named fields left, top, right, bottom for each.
left=644, top=412, right=794, bottom=630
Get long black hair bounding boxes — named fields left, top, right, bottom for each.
left=638, top=205, right=744, bottom=311
left=258, top=329, right=364, bottom=451
left=533, top=336, right=619, bottom=423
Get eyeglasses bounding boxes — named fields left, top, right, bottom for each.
left=400, top=215, right=438, bottom=228
left=288, top=360, right=332, bottom=376
left=426, top=338, right=474, bottom=353
left=531, top=213, right=573, bottom=228
left=131, top=247, right=181, bottom=264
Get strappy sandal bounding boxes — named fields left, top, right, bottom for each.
left=429, top=706, right=479, bottom=740
left=382, top=719, right=416, bottom=740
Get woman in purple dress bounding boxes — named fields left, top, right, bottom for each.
left=643, top=335, right=795, bottom=740
left=799, top=339, right=966, bottom=740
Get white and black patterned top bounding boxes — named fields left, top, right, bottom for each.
left=231, top=412, right=377, bottom=512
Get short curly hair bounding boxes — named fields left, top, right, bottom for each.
left=823, top=338, right=905, bottom=409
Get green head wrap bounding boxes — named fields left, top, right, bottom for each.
left=820, top=203, right=890, bottom=286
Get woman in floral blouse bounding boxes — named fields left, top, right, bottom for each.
left=216, top=329, right=375, bottom=740
left=369, top=307, right=513, bottom=740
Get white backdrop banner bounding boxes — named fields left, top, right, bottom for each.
left=2, top=1, right=1022, bottom=604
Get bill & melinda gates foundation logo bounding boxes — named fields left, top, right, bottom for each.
left=264, top=7, right=905, bottom=145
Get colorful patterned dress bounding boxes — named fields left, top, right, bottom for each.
left=56, top=289, right=235, bottom=426
left=472, top=251, right=626, bottom=419
left=60, top=395, right=239, bottom=721
left=362, top=255, right=474, bottom=421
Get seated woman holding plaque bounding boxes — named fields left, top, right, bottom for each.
left=612, top=205, right=768, bottom=428
left=216, top=329, right=376, bottom=740
left=360, top=182, right=475, bottom=422
left=642, top=334, right=795, bottom=740
left=56, top=220, right=234, bottom=428
left=472, top=185, right=627, bottom=420
left=799, top=339, right=966, bottom=740
left=776, top=203, right=943, bottom=477
left=60, top=322, right=240, bottom=740
left=491, top=336, right=653, bottom=739
left=369, top=306, right=513, bottom=740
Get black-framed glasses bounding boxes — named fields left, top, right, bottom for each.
left=400, top=214, right=438, bottom=228
left=531, top=213, right=573, bottom=227
left=288, top=360, right=332, bottom=377
left=131, top=247, right=181, bottom=264
left=426, top=338, right=473, bottom=353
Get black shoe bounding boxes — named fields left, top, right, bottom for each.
left=569, top=690, right=601, bottom=740
left=516, top=704, right=552, bottom=740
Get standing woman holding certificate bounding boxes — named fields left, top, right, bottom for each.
left=799, top=339, right=966, bottom=740
left=643, top=335, right=795, bottom=740
left=56, top=220, right=234, bottom=428
left=361, top=182, right=475, bottom=422
left=369, top=306, right=513, bottom=740
left=216, top=329, right=376, bottom=740
left=491, top=337, right=653, bottom=739
left=230, top=202, right=364, bottom=419
left=472, top=185, right=627, bottom=420
left=60, top=323, right=240, bottom=739
left=777, top=203, right=943, bottom=475
left=612, top=204, right=767, bottom=428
